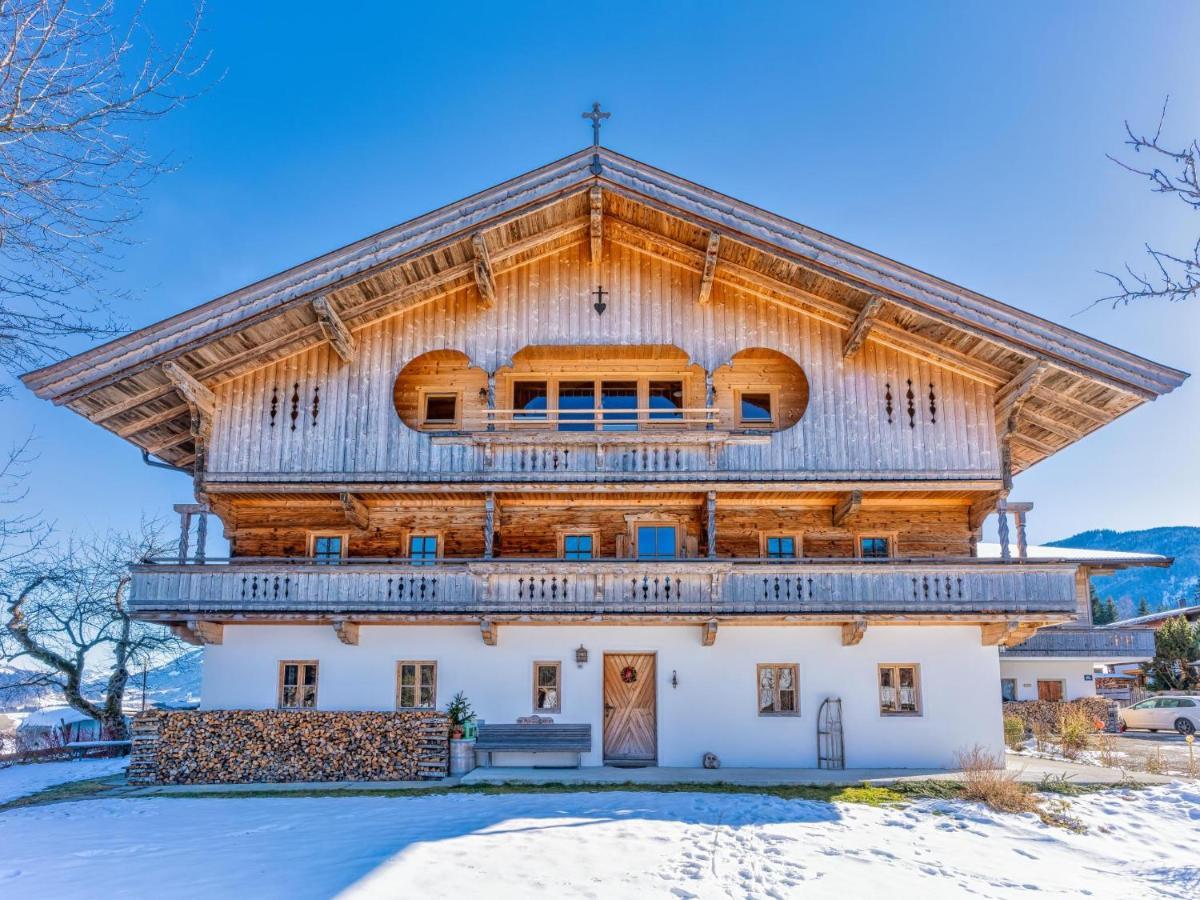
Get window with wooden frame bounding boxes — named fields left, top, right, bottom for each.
left=857, top=535, right=893, bottom=559
left=757, top=664, right=799, bottom=716
left=308, top=532, right=347, bottom=564
left=419, top=390, right=460, bottom=430
left=506, top=375, right=697, bottom=431
left=761, top=533, right=801, bottom=559
left=533, top=661, right=561, bottom=713
left=396, top=661, right=437, bottom=709
left=558, top=531, right=597, bottom=560
left=878, top=664, right=921, bottom=716
left=278, top=660, right=318, bottom=709
left=635, top=523, right=679, bottom=560
left=408, top=533, right=440, bottom=565
left=735, top=389, right=777, bottom=428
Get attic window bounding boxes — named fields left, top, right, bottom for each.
left=737, top=391, right=775, bottom=427
left=422, top=392, right=459, bottom=429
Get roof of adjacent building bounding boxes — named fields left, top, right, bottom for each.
left=17, top=706, right=96, bottom=729
left=975, top=542, right=1171, bottom=568
left=21, top=146, right=1188, bottom=472
left=1103, top=604, right=1200, bottom=628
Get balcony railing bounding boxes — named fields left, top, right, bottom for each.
left=484, top=406, right=722, bottom=431
left=129, top=557, right=1081, bottom=619
left=1000, top=626, right=1157, bottom=658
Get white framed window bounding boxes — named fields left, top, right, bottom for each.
left=879, top=663, right=921, bottom=716
left=397, top=661, right=437, bottom=709
left=757, top=663, right=799, bottom=716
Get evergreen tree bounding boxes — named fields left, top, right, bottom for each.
left=1103, top=598, right=1117, bottom=624
left=1147, top=617, right=1200, bottom=691
left=1136, top=597, right=1150, bottom=617
left=1090, top=584, right=1107, bottom=624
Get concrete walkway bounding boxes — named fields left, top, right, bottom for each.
left=121, top=752, right=1173, bottom=796
left=459, top=753, right=1173, bottom=787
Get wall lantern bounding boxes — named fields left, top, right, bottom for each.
left=478, top=387, right=489, bottom=402
left=671, top=670, right=679, bottom=689
left=575, top=645, right=589, bottom=667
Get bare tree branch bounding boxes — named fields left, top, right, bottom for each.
left=1101, top=97, right=1200, bottom=306
left=0, top=0, right=210, bottom=395
left=0, top=522, right=182, bottom=739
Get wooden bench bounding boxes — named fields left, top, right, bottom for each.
left=474, top=723, right=592, bottom=768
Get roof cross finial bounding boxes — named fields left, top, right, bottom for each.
left=582, top=102, right=610, bottom=147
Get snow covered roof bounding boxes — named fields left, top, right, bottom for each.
left=1103, top=604, right=1200, bottom=628
left=17, top=706, right=95, bottom=730
left=975, top=543, right=1170, bottom=567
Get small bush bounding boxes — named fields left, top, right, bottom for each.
left=1057, top=708, right=1095, bottom=759
left=1093, top=732, right=1119, bottom=768
left=1003, top=715, right=1026, bottom=751
left=955, top=745, right=1039, bottom=815
left=1031, top=720, right=1052, bottom=753
left=1142, top=747, right=1167, bottom=775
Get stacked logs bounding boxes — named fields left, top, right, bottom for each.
left=1002, top=698, right=1111, bottom=735
left=129, top=709, right=449, bottom=785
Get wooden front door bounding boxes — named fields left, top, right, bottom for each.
left=603, top=653, right=657, bottom=764
left=1037, top=679, right=1064, bottom=701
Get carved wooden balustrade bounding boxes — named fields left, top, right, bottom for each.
left=129, top=558, right=1081, bottom=619
left=1000, top=626, right=1157, bottom=657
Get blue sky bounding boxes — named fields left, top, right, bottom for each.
left=4, top=0, right=1199, bottom=547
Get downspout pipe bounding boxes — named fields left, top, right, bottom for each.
left=141, top=449, right=190, bottom=474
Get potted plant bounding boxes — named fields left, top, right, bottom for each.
left=446, top=691, right=474, bottom=740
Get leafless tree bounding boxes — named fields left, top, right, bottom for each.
left=0, top=0, right=208, bottom=395
left=0, top=523, right=181, bottom=740
left=1102, top=97, right=1200, bottom=306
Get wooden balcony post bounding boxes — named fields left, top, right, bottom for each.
left=704, top=371, right=715, bottom=432
left=706, top=491, right=717, bottom=559
left=996, top=499, right=1011, bottom=560
left=196, top=512, right=208, bottom=564
left=486, top=373, right=496, bottom=432
left=483, top=493, right=496, bottom=560
left=176, top=508, right=191, bottom=564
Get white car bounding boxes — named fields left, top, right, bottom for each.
left=1118, top=696, right=1199, bottom=736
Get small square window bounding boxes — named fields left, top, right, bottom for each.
left=423, top=393, right=458, bottom=427
left=879, top=664, right=921, bottom=715
left=278, top=661, right=318, bottom=709
left=563, top=534, right=594, bottom=559
left=859, top=537, right=891, bottom=559
left=637, top=525, right=677, bottom=560
left=310, top=535, right=344, bottom=564
left=739, top=392, right=774, bottom=426
left=765, top=536, right=796, bottom=559
left=397, top=661, right=437, bottom=709
left=534, top=661, right=561, bottom=713
left=758, top=664, right=799, bottom=716
left=409, top=535, right=439, bottom=565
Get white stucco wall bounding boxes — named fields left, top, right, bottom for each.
left=999, top=660, right=1098, bottom=701
left=201, top=624, right=1003, bottom=769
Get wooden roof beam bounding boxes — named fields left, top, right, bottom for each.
left=589, top=185, right=603, bottom=269
left=471, top=232, right=496, bottom=309
left=161, top=361, right=214, bottom=420
left=701, top=618, right=718, bottom=646
left=332, top=620, right=360, bottom=646
left=841, top=618, right=867, bottom=646
left=832, top=490, right=863, bottom=526
left=842, top=295, right=886, bottom=359
left=995, top=358, right=1051, bottom=423
left=339, top=492, right=370, bottom=529
left=312, top=295, right=356, bottom=363
left=170, top=619, right=223, bottom=646
left=696, top=231, right=721, bottom=305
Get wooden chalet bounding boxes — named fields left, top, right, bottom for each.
left=23, top=140, right=1187, bottom=769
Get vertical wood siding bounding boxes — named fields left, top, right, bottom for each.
left=210, top=243, right=999, bottom=480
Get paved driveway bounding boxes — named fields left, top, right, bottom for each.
left=1109, top=730, right=1198, bottom=776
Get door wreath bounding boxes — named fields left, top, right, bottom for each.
left=620, top=665, right=638, bottom=684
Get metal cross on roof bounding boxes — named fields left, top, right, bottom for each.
left=582, top=102, right=610, bottom=147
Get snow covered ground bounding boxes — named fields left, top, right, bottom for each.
left=0, top=783, right=1198, bottom=898
left=0, top=757, right=127, bottom=805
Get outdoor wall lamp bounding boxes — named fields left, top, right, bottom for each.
left=575, top=644, right=589, bottom=667
left=671, top=670, right=679, bottom=688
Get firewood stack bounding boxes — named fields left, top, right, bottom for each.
left=129, top=709, right=450, bottom=785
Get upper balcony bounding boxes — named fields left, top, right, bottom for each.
left=129, top=556, right=1082, bottom=642
left=203, top=344, right=1003, bottom=487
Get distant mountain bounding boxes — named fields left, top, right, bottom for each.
left=1047, top=526, right=1200, bottom=620
left=0, top=649, right=202, bottom=713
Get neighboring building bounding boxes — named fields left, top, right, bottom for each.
left=988, top=544, right=1166, bottom=701
left=22, top=143, right=1188, bottom=769
left=16, top=707, right=101, bottom=749
left=1105, top=604, right=1200, bottom=631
